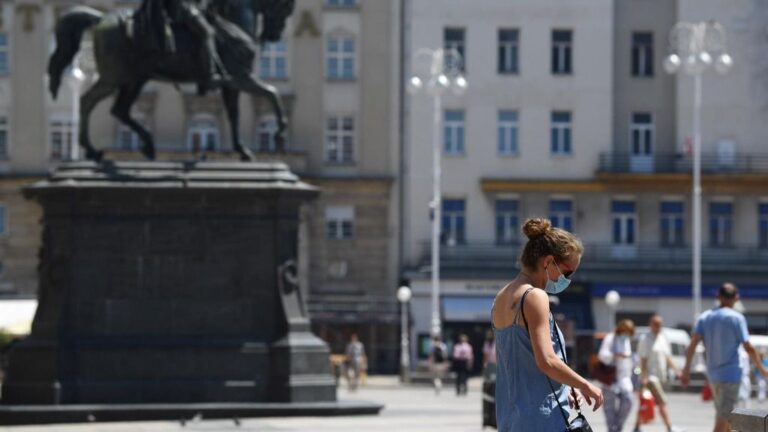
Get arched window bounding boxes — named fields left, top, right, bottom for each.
left=186, top=115, right=220, bottom=153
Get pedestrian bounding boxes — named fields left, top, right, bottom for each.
left=344, top=333, right=366, bottom=392
left=758, top=349, right=768, bottom=402
left=452, top=334, right=473, bottom=396
left=682, top=283, right=768, bottom=432
left=633, top=315, right=685, bottom=432
left=483, top=330, right=497, bottom=371
left=491, top=218, right=603, bottom=431
left=428, top=334, right=448, bottom=394
left=598, top=319, right=636, bottom=432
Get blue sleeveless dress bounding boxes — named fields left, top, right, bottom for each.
left=493, top=291, right=571, bottom=431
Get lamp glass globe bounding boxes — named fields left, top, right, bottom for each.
left=397, top=286, right=412, bottom=303
left=715, top=53, right=733, bottom=74
left=605, top=290, right=621, bottom=308
left=698, top=51, right=713, bottom=66
left=407, top=76, right=423, bottom=94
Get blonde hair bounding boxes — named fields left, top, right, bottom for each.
left=615, top=319, right=635, bottom=336
left=520, top=218, right=584, bottom=270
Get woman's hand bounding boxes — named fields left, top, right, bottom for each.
left=568, top=388, right=585, bottom=409
left=577, top=381, right=604, bottom=411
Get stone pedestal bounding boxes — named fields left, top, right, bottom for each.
left=2, top=161, right=336, bottom=405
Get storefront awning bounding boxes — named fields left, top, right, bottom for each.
left=442, top=296, right=494, bottom=323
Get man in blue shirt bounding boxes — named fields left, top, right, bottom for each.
left=682, top=283, right=768, bottom=432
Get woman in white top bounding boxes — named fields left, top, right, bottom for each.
left=599, top=319, right=636, bottom=432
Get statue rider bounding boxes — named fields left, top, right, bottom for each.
left=134, top=0, right=228, bottom=94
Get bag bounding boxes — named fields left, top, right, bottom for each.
left=638, top=389, right=656, bottom=424
left=592, top=360, right=617, bottom=386
left=432, top=345, right=445, bottom=363
left=702, top=381, right=713, bottom=401
left=521, top=289, right=594, bottom=432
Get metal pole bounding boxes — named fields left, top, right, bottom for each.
left=692, top=71, right=703, bottom=322
left=431, top=92, right=442, bottom=337
left=400, top=300, right=410, bottom=382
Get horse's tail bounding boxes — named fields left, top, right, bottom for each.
left=48, top=6, right=103, bottom=99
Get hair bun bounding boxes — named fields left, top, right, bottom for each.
left=522, top=218, right=552, bottom=240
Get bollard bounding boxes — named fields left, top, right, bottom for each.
left=730, top=408, right=768, bottom=432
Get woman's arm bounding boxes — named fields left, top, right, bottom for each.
left=523, top=289, right=604, bottom=410
left=598, top=333, right=614, bottom=364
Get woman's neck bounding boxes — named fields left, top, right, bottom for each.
left=518, top=268, right=546, bottom=290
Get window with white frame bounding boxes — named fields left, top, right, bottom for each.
left=660, top=200, right=684, bottom=247
left=116, top=114, right=148, bottom=151
left=498, top=29, right=519, bottom=74
left=630, top=112, right=653, bottom=156
left=0, top=116, right=8, bottom=159
left=550, top=199, right=573, bottom=231
left=49, top=117, right=76, bottom=161
left=325, top=0, right=356, bottom=6
left=759, top=203, right=768, bottom=249
left=259, top=40, right=287, bottom=80
left=187, top=115, right=220, bottom=152
left=552, top=30, right=572, bottom=75
left=326, top=35, right=355, bottom=80
left=444, top=110, right=465, bottom=155
left=551, top=111, right=572, bottom=155
left=326, top=206, right=354, bottom=240
left=0, top=205, right=7, bottom=236
left=441, top=199, right=466, bottom=246
left=612, top=200, right=636, bottom=245
left=709, top=201, right=733, bottom=248
left=497, top=110, right=518, bottom=155
left=257, top=115, right=278, bottom=152
left=495, top=199, right=519, bottom=244
left=325, top=116, right=354, bottom=163
left=444, top=28, right=465, bottom=72
left=0, top=33, right=8, bottom=74
left=631, top=32, right=654, bottom=77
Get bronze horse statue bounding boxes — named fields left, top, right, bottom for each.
left=48, top=0, right=294, bottom=162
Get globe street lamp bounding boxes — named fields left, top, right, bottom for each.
left=407, top=48, right=467, bottom=337
left=397, top=285, right=413, bottom=382
left=605, top=290, right=621, bottom=329
left=664, top=21, right=732, bottom=324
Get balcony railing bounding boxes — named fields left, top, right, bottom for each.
left=307, top=294, right=399, bottom=324
left=598, top=152, right=768, bottom=174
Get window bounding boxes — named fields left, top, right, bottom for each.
left=0, top=33, right=8, bottom=74
left=760, top=203, right=768, bottom=249
left=550, top=111, right=572, bottom=155
left=552, top=30, right=572, bottom=75
left=497, top=110, right=518, bottom=155
left=709, top=202, right=733, bottom=248
left=49, top=118, right=75, bottom=161
left=325, top=116, right=354, bottom=163
left=550, top=199, right=573, bottom=231
left=630, top=112, right=653, bottom=156
left=187, top=116, right=220, bottom=152
left=441, top=199, right=466, bottom=246
left=326, top=35, right=355, bottom=80
left=443, top=110, right=465, bottom=155
left=260, top=41, right=288, bottom=80
left=612, top=200, right=636, bottom=245
left=660, top=201, right=684, bottom=247
left=257, top=116, right=278, bottom=152
left=326, top=206, right=354, bottom=240
left=0, top=205, right=7, bottom=236
left=498, top=29, right=519, bottom=74
left=325, top=0, right=356, bottom=6
left=444, top=28, right=465, bottom=72
left=0, top=116, right=7, bottom=159
left=495, top=199, right=519, bottom=244
left=631, top=32, right=654, bottom=77
left=116, top=114, right=148, bottom=151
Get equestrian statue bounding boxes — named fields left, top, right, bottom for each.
left=47, top=0, right=295, bottom=162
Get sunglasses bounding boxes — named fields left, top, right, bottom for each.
left=555, top=260, right=575, bottom=278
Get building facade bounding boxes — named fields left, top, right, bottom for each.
left=0, top=0, right=402, bottom=372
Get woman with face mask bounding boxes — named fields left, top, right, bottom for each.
left=491, top=218, right=603, bottom=431
left=598, top=319, right=636, bottom=432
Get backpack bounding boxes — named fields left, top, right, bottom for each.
left=432, top=344, right=445, bottom=363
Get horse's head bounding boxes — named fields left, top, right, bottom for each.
left=256, top=0, right=295, bottom=43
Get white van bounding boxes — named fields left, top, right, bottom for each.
left=634, top=326, right=707, bottom=386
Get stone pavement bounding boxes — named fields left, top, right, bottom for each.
left=0, top=376, right=749, bottom=431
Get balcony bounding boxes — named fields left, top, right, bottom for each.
left=598, top=152, right=768, bottom=175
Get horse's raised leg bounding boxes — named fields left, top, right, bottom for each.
left=111, top=80, right=155, bottom=160
left=221, top=86, right=254, bottom=161
left=235, top=76, right=288, bottom=152
left=80, top=79, right=116, bottom=162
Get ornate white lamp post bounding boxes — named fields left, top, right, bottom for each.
left=66, top=57, right=85, bottom=161
left=664, top=21, right=732, bottom=323
left=397, top=285, right=412, bottom=382
left=407, top=48, right=467, bottom=337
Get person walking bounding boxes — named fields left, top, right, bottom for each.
left=344, top=333, right=366, bottom=392
left=633, top=315, right=685, bottom=432
left=599, top=319, right=636, bottom=432
left=483, top=330, right=497, bottom=371
left=682, top=283, right=768, bottom=432
left=452, top=334, right=473, bottom=396
left=428, top=335, right=449, bottom=394
left=492, top=218, right=603, bottom=431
